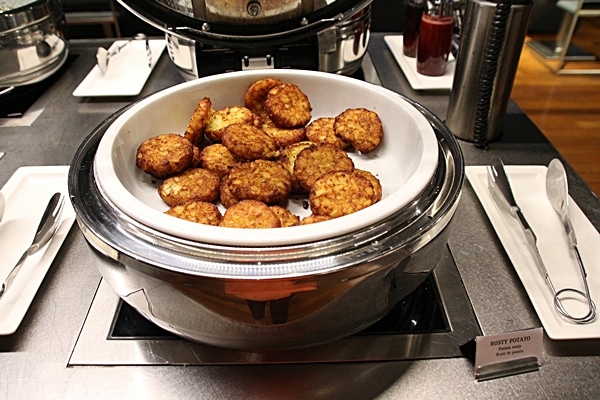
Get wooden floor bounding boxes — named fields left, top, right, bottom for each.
left=510, top=18, right=600, bottom=196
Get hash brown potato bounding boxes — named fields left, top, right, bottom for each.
left=221, top=123, right=279, bottom=160
left=260, top=118, right=306, bottom=148
left=293, top=143, right=355, bottom=192
left=165, top=200, right=222, bottom=225
left=184, top=97, right=213, bottom=146
left=334, top=108, right=383, bottom=153
left=300, top=214, right=334, bottom=225
left=219, top=173, right=240, bottom=208
left=305, top=117, right=350, bottom=150
left=158, top=167, right=221, bottom=207
left=227, top=160, right=292, bottom=205
left=205, top=106, right=259, bottom=142
left=264, top=83, right=312, bottom=128
left=354, top=169, right=383, bottom=202
left=244, top=77, right=284, bottom=120
left=136, top=133, right=194, bottom=179
left=309, top=170, right=377, bottom=218
left=199, top=143, right=239, bottom=178
left=270, top=205, right=300, bottom=227
left=219, top=200, right=282, bottom=228
left=277, top=141, right=317, bottom=193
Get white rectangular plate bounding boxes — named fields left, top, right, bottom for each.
left=384, top=35, right=455, bottom=91
left=467, top=165, right=600, bottom=340
left=0, top=166, right=76, bottom=335
left=73, top=39, right=166, bottom=97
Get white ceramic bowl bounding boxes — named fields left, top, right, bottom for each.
left=94, top=69, right=438, bottom=246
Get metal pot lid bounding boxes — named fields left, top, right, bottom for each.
left=117, top=0, right=372, bottom=46
left=0, top=0, right=36, bottom=12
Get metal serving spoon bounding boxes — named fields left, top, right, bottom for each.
left=545, top=158, right=596, bottom=323
left=0, top=192, right=65, bottom=299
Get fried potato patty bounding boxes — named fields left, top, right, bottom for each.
left=220, top=200, right=281, bottom=228
left=277, top=141, right=317, bottom=193
left=334, top=108, right=383, bottom=153
left=270, top=205, right=300, bottom=227
left=219, top=173, right=239, bottom=208
left=265, top=83, right=312, bottom=128
left=309, top=171, right=376, bottom=218
left=305, top=117, right=350, bottom=149
left=136, top=133, right=194, bottom=179
left=244, top=78, right=284, bottom=120
left=354, top=169, right=382, bottom=202
left=227, top=160, right=292, bottom=205
left=158, top=167, right=221, bottom=207
left=222, top=123, right=279, bottom=160
left=205, top=106, right=259, bottom=142
left=293, top=143, right=355, bottom=192
left=299, top=214, right=334, bottom=225
left=261, top=118, right=306, bottom=148
left=184, top=97, right=213, bottom=146
left=165, top=200, right=222, bottom=225
left=199, top=143, right=238, bottom=178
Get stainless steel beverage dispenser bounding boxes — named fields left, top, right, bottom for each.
left=446, top=0, right=533, bottom=147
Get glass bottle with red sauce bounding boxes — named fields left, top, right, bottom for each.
left=416, top=0, right=454, bottom=76
left=403, top=0, right=427, bottom=58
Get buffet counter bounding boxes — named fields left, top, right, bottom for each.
left=0, top=34, right=599, bottom=399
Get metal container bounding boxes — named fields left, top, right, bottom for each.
left=68, top=83, right=464, bottom=351
left=445, top=0, right=533, bottom=146
left=0, top=0, right=68, bottom=86
left=118, top=0, right=372, bottom=77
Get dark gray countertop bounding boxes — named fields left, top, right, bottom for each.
left=0, top=34, right=599, bottom=399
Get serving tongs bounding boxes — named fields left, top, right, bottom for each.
left=487, top=156, right=596, bottom=324
left=96, top=33, right=152, bottom=75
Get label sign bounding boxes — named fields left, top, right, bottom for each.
left=474, top=327, right=543, bottom=381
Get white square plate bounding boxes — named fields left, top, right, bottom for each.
left=73, top=39, right=166, bottom=97
left=384, top=35, right=455, bottom=91
left=467, top=165, right=600, bottom=340
left=0, top=166, right=76, bottom=335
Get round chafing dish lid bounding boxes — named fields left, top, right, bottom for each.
left=117, top=0, right=371, bottom=46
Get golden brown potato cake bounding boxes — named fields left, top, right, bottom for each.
left=264, top=83, right=312, bottom=128
left=227, top=160, right=292, bottom=205
left=270, top=205, right=300, bottom=227
left=260, top=118, right=306, bottom=148
left=205, top=106, right=259, bottom=142
left=305, top=117, right=350, bottom=150
left=136, top=133, right=194, bottom=179
left=158, top=167, right=221, bottom=207
left=191, top=145, right=202, bottom=167
left=299, top=214, right=334, bottom=225
left=219, top=173, right=239, bottom=208
left=309, top=170, right=376, bottom=218
left=354, top=169, right=382, bottom=202
left=334, top=108, right=383, bottom=153
left=184, top=97, right=213, bottom=146
left=199, top=143, right=239, bottom=178
left=277, top=141, right=317, bottom=193
left=244, top=78, right=284, bottom=120
left=165, top=200, right=222, bottom=225
left=221, top=123, right=279, bottom=160
left=293, top=143, right=355, bottom=192
left=219, top=200, right=281, bottom=228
